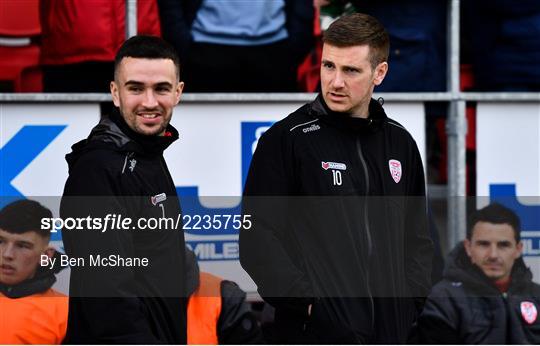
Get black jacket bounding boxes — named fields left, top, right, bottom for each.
left=418, top=244, right=540, bottom=344
left=60, top=109, right=186, bottom=344
left=240, top=96, right=432, bottom=343
left=157, top=0, right=314, bottom=65
left=0, top=251, right=65, bottom=298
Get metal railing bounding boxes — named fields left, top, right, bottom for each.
left=1, top=0, right=540, bottom=253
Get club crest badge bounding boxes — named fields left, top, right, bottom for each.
left=388, top=159, right=402, bottom=183
left=151, top=193, right=167, bottom=206
left=521, top=301, right=538, bottom=324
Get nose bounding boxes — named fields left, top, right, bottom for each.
left=332, top=71, right=345, bottom=89
left=142, top=89, right=158, bottom=108
left=487, top=244, right=499, bottom=259
left=1, top=243, right=14, bottom=260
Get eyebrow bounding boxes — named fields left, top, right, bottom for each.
left=16, top=240, right=34, bottom=247
left=321, top=59, right=360, bottom=71
left=124, top=81, right=173, bottom=88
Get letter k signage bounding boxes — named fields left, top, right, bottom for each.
left=0, top=125, right=65, bottom=203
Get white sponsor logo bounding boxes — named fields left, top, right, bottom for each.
left=521, top=301, right=538, bottom=324
left=129, top=159, right=137, bottom=172
left=302, top=124, right=321, bottom=133
left=151, top=193, right=167, bottom=206
left=388, top=159, right=402, bottom=183
left=321, top=161, right=347, bottom=171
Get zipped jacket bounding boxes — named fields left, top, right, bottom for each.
left=418, top=244, right=540, bottom=344
left=240, top=95, right=432, bottom=343
left=60, top=108, right=186, bottom=344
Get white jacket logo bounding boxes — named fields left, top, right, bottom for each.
left=303, top=124, right=321, bottom=133
left=321, top=162, right=347, bottom=171
left=389, top=159, right=402, bottom=183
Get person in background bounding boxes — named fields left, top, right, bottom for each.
left=185, top=248, right=264, bottom=344
left=158, top=0, right=314, bottom=92
left=0, top=199, right=68, bottom=345
left=463, top=0, right=540, bottom=91
left=40, top=0, right=161, bottom=92
left=418, top=203, right=540, bottom=344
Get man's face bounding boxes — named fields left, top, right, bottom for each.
left=464, top=222, right=523, bottom=282
left=111, top=57, right=184, bottom=136
left=320, top=44, right=387, bottom=118
left=0, top=229, right=52, bottom=286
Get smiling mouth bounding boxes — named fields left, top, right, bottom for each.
left=138, top=113, right=160, bottom=119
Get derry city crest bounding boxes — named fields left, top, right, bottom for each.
left=388, top=159, right=402, bottom=183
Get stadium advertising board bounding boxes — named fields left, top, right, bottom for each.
left=477, top=102, right=540, bottom=278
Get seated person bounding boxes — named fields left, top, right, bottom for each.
left=417, top=203, right=540, bottom=344
left=185, top=248, right=263, bottom=344
left=0, top=200, right=68, bottom=344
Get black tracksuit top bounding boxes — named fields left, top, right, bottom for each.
left=60, top=109, right=186, bottom=344
left=240, top=95, right=433, bottom=343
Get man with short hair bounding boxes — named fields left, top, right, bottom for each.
left=0, top=199, right=68, bottom=344
left=240, top=13, right=432, bottom=343
left=60, top=35, right=187, bottom=343
left=418, top=203, right=540, bottom=344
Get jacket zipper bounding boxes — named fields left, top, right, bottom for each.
left=158, top=157, right=176, bottom=218
left=356, top=137, right=375, bottom=331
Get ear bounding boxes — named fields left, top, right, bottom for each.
left=44, top=246, right=56, bottom=259
left=110, top=81, right=120, bottom=107
left=373, top=62, right=388, bottom=86
left=174, top=81, right=184, bottom=105
left=515, top=241, right=524, bottom=258
left=463, top=239, right=472, bottom=257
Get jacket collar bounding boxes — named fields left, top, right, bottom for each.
left=66, top=108, right=179, bottom=169
left=444, top=243, right=533, bottom=294
left=0, top=251, right=64, bottom=298
left=98, top=107, right=179, bottom=156
left=309, top=94, right=387, bottom=134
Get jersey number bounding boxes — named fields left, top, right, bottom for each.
left=332, top=170, right=342, bottom=186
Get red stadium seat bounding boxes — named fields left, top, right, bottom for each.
left=0, top=45, right=42, bottom=92
left=0, top=0, right=41, bottom=36
left=0, top=0, right=42, bottom=91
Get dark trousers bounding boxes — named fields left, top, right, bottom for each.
left=43, top=62, right=114, bottom=93
left=182, top=40, right=298, bottom=93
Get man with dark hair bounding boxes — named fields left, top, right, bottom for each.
left=417, top=203, right=540, bottom=344
left=0, top=199, right=68, bottom=344
left=240, top=13, right=432, bottom=343
left=60, top=35, right=187, bottom=343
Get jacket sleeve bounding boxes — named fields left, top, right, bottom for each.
left=404, top=140, right=433, bottom=304
left=240, top=127, right=314, bottom=314
left=217, top=281, right=264, bottom=344
left=60, top=150, right=161, bottom=344
left=416, top=288, right=462, bottom=344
